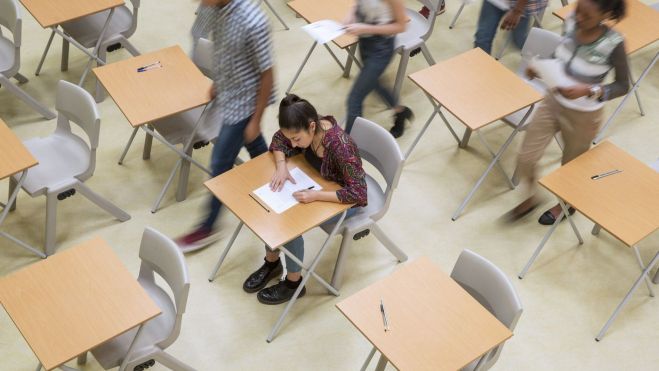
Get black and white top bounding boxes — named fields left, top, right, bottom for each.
left=191, top=1, right=276, bottom=125
left=553, top=14, right=629, bottom=111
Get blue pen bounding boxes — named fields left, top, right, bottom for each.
left=137, top=61, right=161, bottom=72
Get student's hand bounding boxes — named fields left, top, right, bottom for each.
left=292, top=190, right=317, bottom=203
left=270, top=165, right=295, bottom=191
left=525, top=67, right=538, bottom=80
left=345, top=23, right=370, bottom=36
left=243, top=117, right=261, bottom=144
left=556, top=85, right=590, bottom=99
left=501, top=10, right=522, bottom=30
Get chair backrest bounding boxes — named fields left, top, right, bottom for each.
left=192, top=38, right=214, bottom=78
left=418, top=0, right=441, bottom=41
left=137, top=227, right=190, bottom=349
left=0, top=0, right=21, bottom=75
left=451, top=249, right=523, bottom=370
left=350, top=117, right=405, bottom=220
left=519, top=27, right=562, bottom=74
left=122, top=0, right=141, bottom=39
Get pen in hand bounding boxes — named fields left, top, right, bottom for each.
left=380, top=299, right=389, bottom=332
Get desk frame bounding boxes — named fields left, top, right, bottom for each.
left=519, top=198, right=658, bottom=341
left=1, top=170, right=46, bottom=258
left=208, top=210, right=348, bottom=343
left=286, top=41, right=361, bottom=94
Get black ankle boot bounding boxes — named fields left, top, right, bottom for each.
left=390, top=106, right=413, bottom=138
left=257, top=278, right=306, bottom=305
left=243, top=258, right=283, bottom=293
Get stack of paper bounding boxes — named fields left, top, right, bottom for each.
left=530, top=57, right=602, bottom=111
left=302, top=20, right=346, bottom=44
left=251, top=167, right=323, bottom=214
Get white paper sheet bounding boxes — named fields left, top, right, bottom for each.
left=302, top=20, right=346, bottom=44
left=252, top=167, right=323, bottom=214
left=531, top=57, right=602, bottom=111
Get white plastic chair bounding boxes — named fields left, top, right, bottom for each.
left=36, top=0, right=141, bottom=102
left=78, top=227, right=194, bottom=371
left=117, top=38, right=218, bottom=213
left=8, top=80, right=130, bottom=255
left=392, top=0, right=440, bottom=99
left=0, top=0, right=55, bottom=119
left=451, top=249, right=523, bottom=371
left=320, top=117, right=408, bottom=289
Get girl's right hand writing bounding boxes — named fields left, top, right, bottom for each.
left=270, top=164, right=296, bottom=191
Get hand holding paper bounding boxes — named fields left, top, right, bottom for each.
left=302, top=20, right=346, bottom=44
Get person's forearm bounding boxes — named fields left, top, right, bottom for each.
left=252, top=68, right=274, bottom=124
left=315, top=191, right=340, bottom=203
left=273, top=150, right=287, bottom=169
left=360, top=22, right=405, bottom=36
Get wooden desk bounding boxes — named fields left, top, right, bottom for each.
left=407, top=48, right=544, bottom=220
left=0, top=237, right=161, bottom=370
left=94, top=45, right=213, bottom=212
left=337, top=257, right=512, bottom=371
left=520, top=142, right=659, bottom=341
left=553, top=0, right=659, bottom=143
left=20, top=0, right=124, bottom=28
left=0, top=119, right=44, bottom=258
left=206, top=152, right=352, bottom=342
left=285, top=0, right=359, bottom=93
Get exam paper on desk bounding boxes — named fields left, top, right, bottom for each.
left=252, top=167, right=323, bottom=214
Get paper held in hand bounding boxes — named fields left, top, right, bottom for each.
left=252, top=167, right=323, bottom=214
left=530, top=57, right=602, bottom=111
left=302, top=20, right=346, bottom=44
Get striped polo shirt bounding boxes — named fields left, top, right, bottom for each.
left=488, top=0, right=549, bottom=16
left=192, top=1, right=276, bottom=125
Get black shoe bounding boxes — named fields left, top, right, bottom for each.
left=257, top=279, right=306, bottom=305
left=390, top=106, right=413, bottom=138
left=243, top=259, right=283, bottom=293
left=538, top=207, right=576, bottom=225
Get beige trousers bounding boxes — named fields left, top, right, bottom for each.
left=516, top=94, right=603, bottom=198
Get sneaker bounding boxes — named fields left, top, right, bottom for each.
left=243, top=259, right=284, bottom=293
left=175, top=226, right=218, bottom=253
left=257, top=279, right=306, bottom=305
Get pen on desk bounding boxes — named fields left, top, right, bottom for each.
left=591, top=169, right=622, bottom=180
left=137, top=61, right=161, bottom=72
left=380, top=299, right=389, bottom=332
left=249, top=193, right=270, bottom=213
left=306, top=186, right=315, bottom=190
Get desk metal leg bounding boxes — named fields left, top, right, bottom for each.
left=594, top=52, right=658, bottom=144
left=118, top=128, right=140, bottom=165
left=266, top=210, right=347, bottom=342
left=560, top=200, right=583, bottom=245
left=261, top=0, right=289, bottom=30
left=633, top=246, right=654, bottom=297
left=596, top=251, right=659, bottom=341
left=78, top=9, right=115, bottom=86
left=449, top=3, right=466, bottom=29
left=119, top=324, right=144, bottom=371
left=208, top=222, right=244, bottom=282
left=405, top=94, right=461, bottom=160
left=35, top=30, right=56, bottom=76
left=476, top=131, right=515, bottom=190
left=374, top=353, right=388, bottom=371
left=592, top=224, right=602, bottom=236
left=0, top=171, right=46, bottom=258
left=286, top=42, right=317, bottom=93
left=139, top=126, right=211, bottom=176
left=360, top=347, right=377, bottom=371
left=343, top=44, right=359, bottom=78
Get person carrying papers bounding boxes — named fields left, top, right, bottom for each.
left=244, top=94, right=367, bottom=305
left=506, top=0, right=629, bottom=225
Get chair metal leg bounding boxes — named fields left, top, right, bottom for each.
left=393, top=51, right=410, bottom=101
left=118, top=128, right=139, bottom=165
left=118, top=324, right=144, bottom=371
left=45, top=192, right=58, bottom=256
left=152, top=350, right=196, bottom=371
left=420, top=43, right=436, bottom=66
left=330, top=230, right=353, bottom=290
left=495, top=34, right=513, bottom=60
left=208, top=222, right=244, bottom=282
left=361, top=347, right=377, bottom=371
left=519, top=208, right=566, bottom=279
left=143, top=125, right=154, bottom=160
left=653, top=265, right=659, bottom=284
left=8, top=175, right=18, bottom=211
left=14, top=72, right=28, bottom=84
left=633, top=246, right=654, bottom=297
left=596, top=251, right=659, bottom=341
left=176, top=147, right=194, bottom=202
left=449, top=3, right=467, bottom=29
left=0, top=76, right=56, bottom=119
left=287, top=42, right=317, bottom=93
left=94, top=47, right=108, bottom=103
left=591, top=223, right=602, bottom=236
left=371, top=223, right=407, bottom=262
left=61, top=38, right=69, bottom=72
left=74, top=182, right=131, bottom=222
left=35, top=30, right=56, bottom=76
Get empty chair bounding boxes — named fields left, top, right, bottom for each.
left=0, top=0, right=55, bottom=119
left=320, top=117, right=408, bottom=289
left=392, top=0, right=439, bottom=99
left=118, top=38, right=217, bottom=212
left=451, top=249, right=523, bottom=371
left=8, top=80, right=130, bottom=255
left=79, top=227, right=194, bottom=371
left=36, top=0, right=142, bottom=101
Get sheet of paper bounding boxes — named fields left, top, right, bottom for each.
left=486, top=0, right=510, bottom=10
left=531, top=57, right=602, bottom=111
left=252, top=167, right=323, bottom=214
left=302, top=20, right=346, bottom=44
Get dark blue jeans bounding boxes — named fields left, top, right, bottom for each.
left=474, top=0, right=532, bottom=55
left=346, top=35, right=398, bottom=134
left=202, top=115, right=268, bottom=229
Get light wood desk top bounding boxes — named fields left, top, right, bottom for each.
left=553, top=0, right=659, bottom=54
left=19, top=0, right=124, bottom=28
left=0, top=118, right=38, bottom=180
left=205, top=153, right=351, bottom=249
left=288, top=0, right=357, bottom=49
left=409, top=48, right=543, bottom=130
left=93, top=45, right=213, bottom=128
left=539, top=141, right=659, bottom=247
left=336, top=257, right=512, bottom=371
left=0, top=237, right=161, bottom=371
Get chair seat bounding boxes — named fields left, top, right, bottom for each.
left=151, top=106, right=215, bottom=146
left=321, top=174, right=385, bottom=235
left=503, top=78, right=546, bottom=129
left=18, top=134, right=90, bottom=196
left=0, top=35, right=15, bottom=73
left=395, top=9, right=430, bottom=50
left=61, top=6, right=133, bottom=48
left=91, top=280, right=176, bottom=370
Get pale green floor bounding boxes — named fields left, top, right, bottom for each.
left=1, top=1, right=658, bottom=370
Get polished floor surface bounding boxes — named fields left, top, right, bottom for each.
left=1, top=0, right=658, bottom=370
